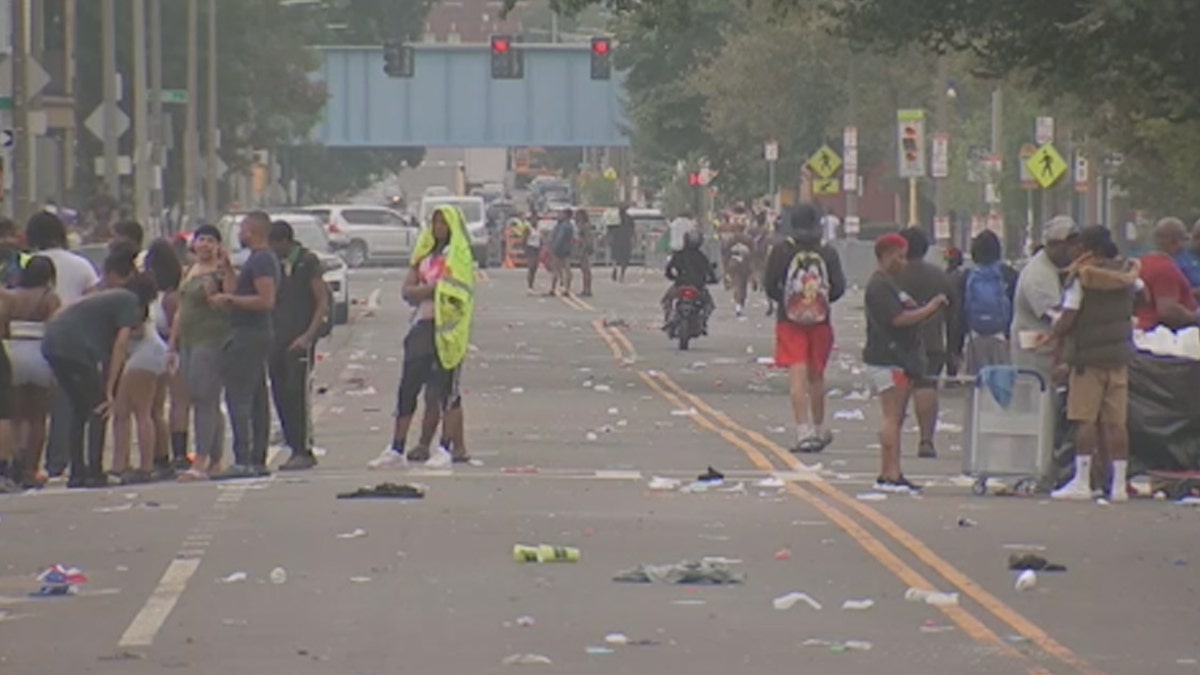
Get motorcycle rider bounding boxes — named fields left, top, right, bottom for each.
left=662, top=230, right=717, bottom=330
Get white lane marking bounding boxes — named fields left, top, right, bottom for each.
left=117, top=558, right=201, bottom=648
left=593, top=470, right=643, bottom=480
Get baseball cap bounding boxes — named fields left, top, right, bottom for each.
left=1043, top=216, right=1079, bottom=243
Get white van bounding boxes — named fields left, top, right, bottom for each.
left=419, top=195, right=489, bottom=267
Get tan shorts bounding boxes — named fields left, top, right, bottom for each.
left=1066, top=365, right=1128, bottom=425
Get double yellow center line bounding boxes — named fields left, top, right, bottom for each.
left=591, top=320, right=1103, bottom=675
left=557, top=292, right=595, bottom=312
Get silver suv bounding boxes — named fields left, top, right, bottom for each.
left=303, top=204, right=420, bottom=268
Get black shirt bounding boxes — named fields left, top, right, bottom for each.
left=862, top=271, right=922, bottom=368
left=43, top=289, right=143, bottom=364
left=666, top=248, right=717, bottom=288
left=272, top=245, right=322, bottom=345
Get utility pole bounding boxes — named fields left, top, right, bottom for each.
left=101, top=0, right=118, bottom=192
left=149, top=0, right=165, bottom=233
left=205, top=0, right=218, bottom=218
left=183, top=0, right=198, bottom=223
left=844, top=56, right=859, bottom=236
left=11, top=0, right=31, bottom=223
left=932, top=56, right=950, bottom=245
left=132, top=0, right=151, bottom=228
left=988, top=87, right=1002, bottom=239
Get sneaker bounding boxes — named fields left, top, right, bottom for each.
left=873, top=476, right=890, bottom=491
left=1051, top=480, right=1092, bottom=501
left=1108, top=487, right=1130, bottom=503
left=816, top=429, right=834, bottom=450
left=367, top=448, right=407, bottom=470
left=82, top=473, right=117, bottom=489
left=890, top=476, right=923, bottom=494
left=120, top=469, right=154, bottom=485
left=424, top=446, right=453, bottom=469
left=177, top=468, right=209, bottom=482
left=211, top=465, right=257, bottom=481
left=791, top=436, right=825, bottom=454
left=917, top=440, right=937, bottom=459
left=279, top=454, right=317, bottom=471
left=405, top=446, right=431, bottom=463
left=0, top=476, right=23, bottom=493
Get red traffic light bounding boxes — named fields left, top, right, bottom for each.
left=592, top=38, right=610, bottom=56
left=492, top=36, right=510, bottom=54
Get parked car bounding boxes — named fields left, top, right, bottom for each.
left=419, top=195, right=490, bottom=267
left=302, top=204, right=421, bottom=268
left=215, top=212, right=351, bottom=326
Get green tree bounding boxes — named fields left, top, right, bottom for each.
left=612, top=0, right=738, bottom=194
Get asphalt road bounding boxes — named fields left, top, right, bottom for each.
left=1, top=265, right=1197, bottom=675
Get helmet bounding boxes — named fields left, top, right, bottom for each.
left=683, top=229, right=703, bottom=248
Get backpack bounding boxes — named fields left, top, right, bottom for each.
left=964, top=263, right=1012, bottom=336
left=551, top=222, right=574, bottom=258
left=783, top=244, right=831, bottom=325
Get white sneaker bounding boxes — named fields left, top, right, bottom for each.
left=424, top=446, right=453, bottom=469
left=734, top=303, right=744, bottom=316
left=367, top=448, right=407, bottom=470
left=1051, top=481, right=1092, bottom=501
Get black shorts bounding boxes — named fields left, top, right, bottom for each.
left=913, top=351, right=946, bottom=390
left=395, top=352, right=460, bottom=417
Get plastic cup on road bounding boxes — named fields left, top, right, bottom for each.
left=513, top=544, right=540, bottom=562
left=537, top=544, right=580, bottom=563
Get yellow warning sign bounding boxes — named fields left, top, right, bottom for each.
left=1026, top=144, right=1067, bottom=189
left=812, top=178, right=840, bottom=196
left=807, top=145, right=842, bottom=180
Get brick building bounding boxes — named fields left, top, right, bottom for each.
left=421, top=0, right=530, bottom=44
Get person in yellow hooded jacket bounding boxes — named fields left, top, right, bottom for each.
left=368, top=205, right=475, bottom=469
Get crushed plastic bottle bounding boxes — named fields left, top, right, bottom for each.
left=219, top=571, right=248, bottom=584
left=269, top=567, right=288, bottom=585
left=841, top=599, right=875, bottom=611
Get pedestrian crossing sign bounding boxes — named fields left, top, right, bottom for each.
left=807, top=145, right=842, bottom=180
left=1026, top=144, right=1067, bottom=189
left=812, top=178, right=840, bottom=196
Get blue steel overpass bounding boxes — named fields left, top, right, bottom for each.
left=312, top=44, right=629, bottom=148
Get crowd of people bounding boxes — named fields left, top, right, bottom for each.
left=0, top=210, right=330, bottom=492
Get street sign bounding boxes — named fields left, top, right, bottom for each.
left=84, top=103, right=130, bottom=141
left=896, top=109, right=926, bottom=178
left=1026, top=144, right=1067, bottom=189
left=843, top=125, right=858, bottom=149
left=1018, top=143, right=1037, bottom=189
left=2, top=129, right=13, bottom=148
left=0, top=55, right=52, bottom=103
left=844, top=215, right=860, bottom=236
left=931, top=133, right=949, bottom=179
left=162, top=89, right=189, bottom=104
left=1074, top=152, right=1089, bottom=192
left=812, top=177, right=839, bottom=196
left=93, top=156, right=133, bottom=176
left=807, top=145, right=841, bottom=180
left=1035, top=116, right=1055, bottom=146
left=967, top=145, right=987, bottom=183
left=842, top=171, right=858, bottom=192
left=764, top=140, right=778, bottom=162
left=934, top=216, right=950, bottom=240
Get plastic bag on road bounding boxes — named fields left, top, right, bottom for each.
left=613, top=559, right=746, bottom=585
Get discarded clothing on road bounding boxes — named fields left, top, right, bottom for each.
left=1007, top=553, right=1066, bottom=572
left=336, top=482, right=426, bottom=500
left=613, top=559, right=746, bottom=585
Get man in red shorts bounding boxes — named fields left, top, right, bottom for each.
left=765, top=203, right=847, bottom=454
